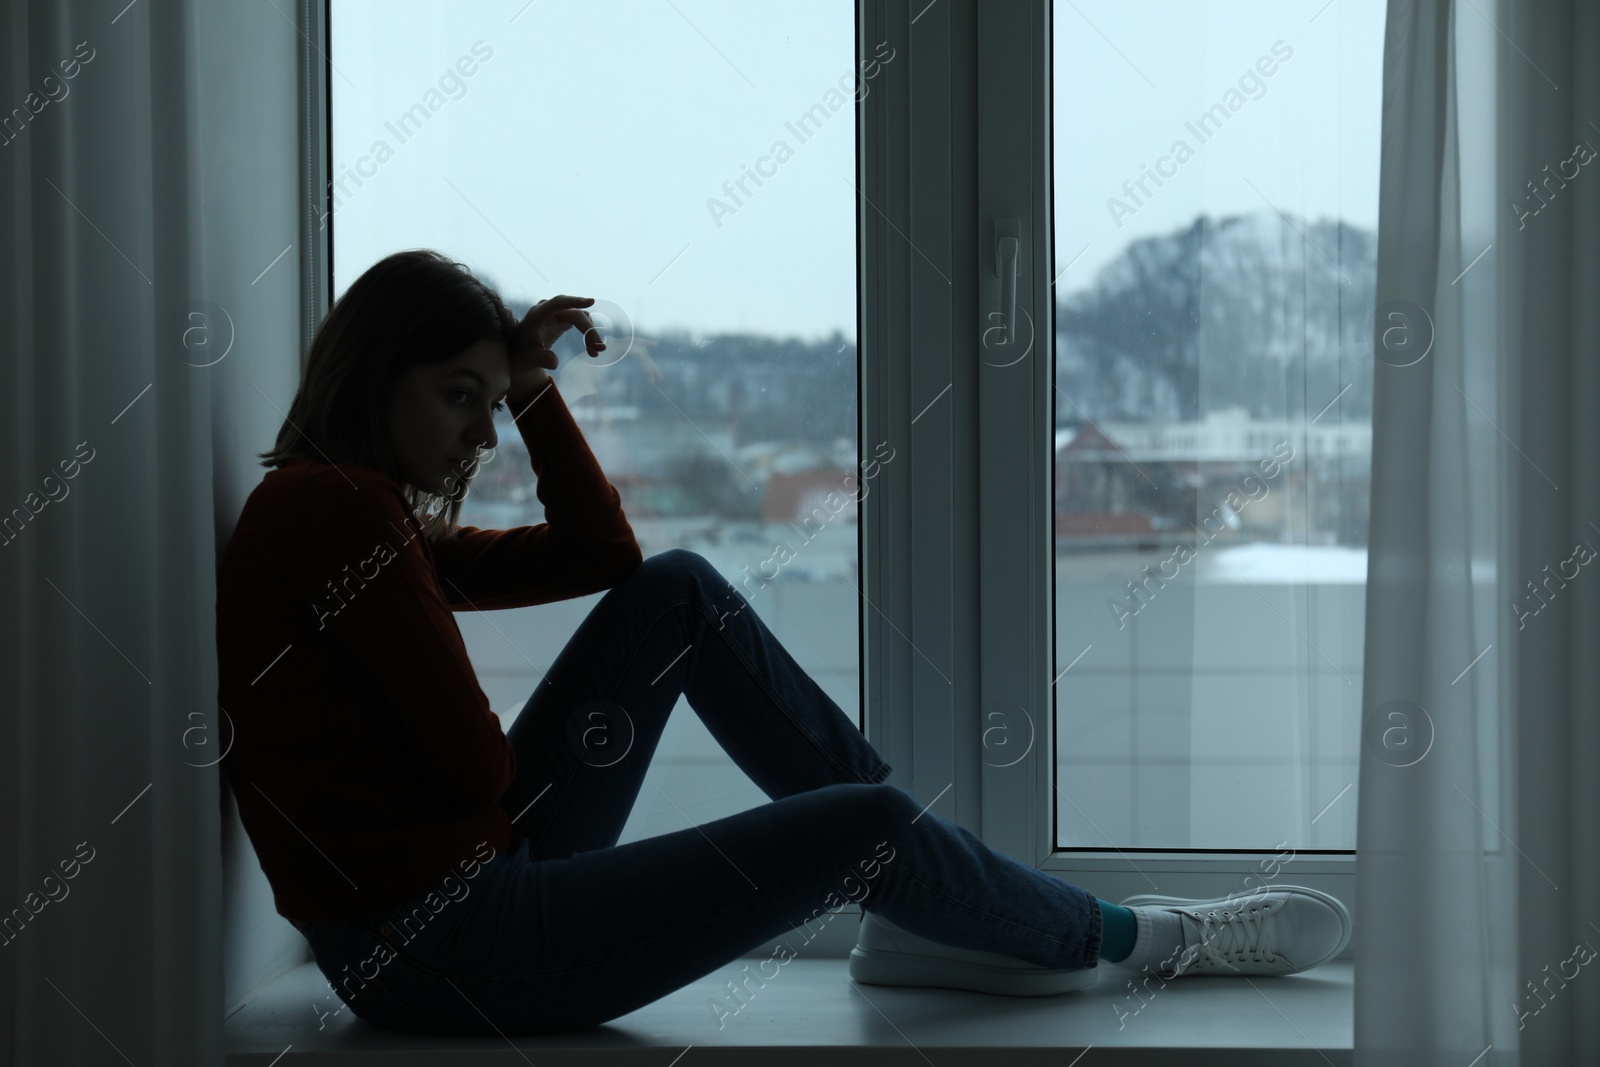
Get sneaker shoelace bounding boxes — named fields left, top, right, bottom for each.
left=1164, top=903, right=1278, bottom=976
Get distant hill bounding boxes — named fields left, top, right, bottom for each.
left=1055, top=212, right=1377, bottom=425
left=500, top=210, right=1376, bottom=447
left=508, top=320, right=859, bottom=447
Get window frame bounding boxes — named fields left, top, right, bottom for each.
left=858, top=0, right=1355, bottom=933
left=308, top=0, right=1359, bottom=948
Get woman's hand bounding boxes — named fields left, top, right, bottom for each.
left=507, top=295, right=607, bottom=405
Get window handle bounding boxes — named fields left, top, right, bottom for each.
left=993, top=219, right=1020, bottom=347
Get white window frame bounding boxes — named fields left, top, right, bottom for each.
left=857, top=0, right=1355, bottom=934
left=305, top=0, right=332, bottom=368
left=302, top=0, right=1358, bottom=953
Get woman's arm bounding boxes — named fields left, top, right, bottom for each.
left=505, top=294, right=604, bottom=414
left=432, top=377, right=643, bottom=610
left=280, top=468, right=518, bottom=816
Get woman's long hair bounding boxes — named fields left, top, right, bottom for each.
left=259, top=249, right=519, bottom=543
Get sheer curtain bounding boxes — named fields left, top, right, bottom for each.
left=1357, top=1, right=1599, bottom=1063
left=1, top=1, right=307, bottom=1064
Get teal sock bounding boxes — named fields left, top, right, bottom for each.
left=1096, top=899, right=1137, bottom=962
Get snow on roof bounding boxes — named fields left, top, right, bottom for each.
left=1197, top=542, right=1369, bottom=583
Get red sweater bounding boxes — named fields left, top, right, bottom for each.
left=217, top=379, right=643, bottom=923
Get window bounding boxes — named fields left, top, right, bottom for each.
left=326, top=0, right=1378, bottom=916
left=1051, top=0, right=1383, bottom=863
left=331, top=0, right=863, bottom=843
left=849, top=0, right=1378, bottom=914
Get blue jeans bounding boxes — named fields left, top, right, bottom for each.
left=297, top=548, right=1102, bottom=1035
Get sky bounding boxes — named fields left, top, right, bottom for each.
left=1052, top=0, right=1385, bottom=288
left=330, top=0, right=1385, bottom=342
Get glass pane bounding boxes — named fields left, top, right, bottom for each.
left=1051, top=0, right=1383, bottom=851
left=332, top=0, right=859, bottom=845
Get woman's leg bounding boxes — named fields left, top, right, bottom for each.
left=349, top=781, right=1102, bottom=1036
left=496, top=547, right=892, bottom=861
left=342, top=547, right=1095, bottom=1029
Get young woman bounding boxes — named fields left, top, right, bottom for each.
left=216, top=249, right=1352, bottom=1037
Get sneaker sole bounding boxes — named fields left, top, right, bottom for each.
left=1117, top=884, right=1353, bottom=971
left=848, top=946, right=1100, bottom=996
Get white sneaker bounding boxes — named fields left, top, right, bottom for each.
left=847, top=911, right=1100, bottom=996
left=1117, top=885, right=1352, bottom=978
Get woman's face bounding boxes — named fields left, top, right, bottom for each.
left=385, top=338, right=511, bottom=496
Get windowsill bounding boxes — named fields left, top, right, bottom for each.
left=224, top=956, right=1353, bottom=1065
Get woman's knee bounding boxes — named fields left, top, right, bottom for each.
left=820, top=784, right=917, bottom=892
left=637, top=547, right=716, bottom=584
left=604, top=549, right=755, bottom=643
left=814, top=782, right=920, bottom=833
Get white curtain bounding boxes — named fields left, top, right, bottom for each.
left=1, top=2, right=306, bottom=1064
left=1357, top=1, right=1600, bottom=1063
